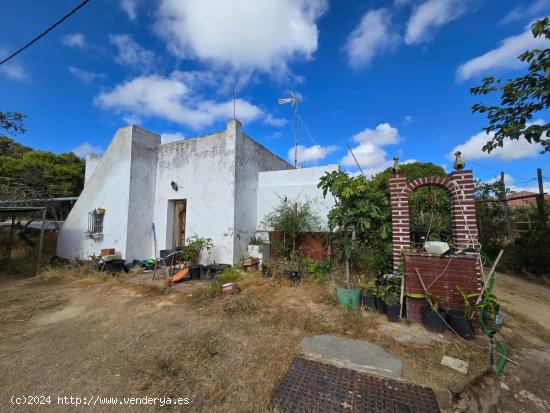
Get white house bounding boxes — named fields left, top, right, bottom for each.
left=57, top=119, right=336, bottom=264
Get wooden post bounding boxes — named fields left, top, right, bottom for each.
left=35, top=208, right=47, bottom=276
left=537, top=168, right=547, bottom=229
left=500, top=172, right=512, bottom=241
left=6, top=213, right=16, bottom=271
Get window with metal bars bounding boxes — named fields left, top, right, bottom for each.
left=87, top=209, right=104, bottom=234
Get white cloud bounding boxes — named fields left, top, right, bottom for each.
left=345, top=8, right=400, bottom=69
left=62, top=33, right=86, bottom=48
left=110, top=34, right=154, bottom=70
left=289, top=144, right=338, bottom=165
left=68, top=66, right=105, bottom=84
left=484, top=174, right=549, bottom=194
left=0, top=61, right=29, bottom=82
left=72, top=143, right=103, bottom=158
left=0, top=49, right=30, bottom=81
left=395, top=0, right=412, bottom=6
left=94, top=72, right=264, bottom=130
left=161, top=132, right=186, bottom=144
left=265, top=131, right=283, bottom=141
left=120, top=0, right=140, bottom=21
left=404, top=115, right=413, bottom=124
left=405, top=0, right=471, bottom=45
left=449, top=123, right=545, bottom=161
left=351, top=123, right=400, bottom=145
left=155, top=0, right=328, bottom=75
left=456, top=25, right=549, bottom=81
left=342, top=122, right=408, bottom=175
left=501, top=0, right=550, bottom=24
left=264, top=113, right=288, bottom=127
left=342, top=142, right=391, bottom=172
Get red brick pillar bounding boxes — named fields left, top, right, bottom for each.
left=390, top=174, right=408, bottom=271
left=449, top=170, right=478, bottom=250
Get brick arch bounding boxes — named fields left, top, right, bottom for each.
left=389, top=170, right=478, bottom=271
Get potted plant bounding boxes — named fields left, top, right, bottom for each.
left=360, top=279, right=377, bottom=311
left=336, top=276, right=362, bottom=309
left=384, top=290, right=401, bottom=322
left=447, top=286, right=476, bottom=339
left=375, top=285, right=387, bottom=314
left=478, top=291, right=507, bottom=333
left=420, top=291, right=447, bottom=333
left=283, top=258, right=302, bottom=282
left=183, top=235, right=214, bottom=280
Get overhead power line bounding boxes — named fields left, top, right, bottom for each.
left=0, top=0, right=92, bottom=67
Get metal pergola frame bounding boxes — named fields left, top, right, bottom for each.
left=0, top=206, right=47, bottom=276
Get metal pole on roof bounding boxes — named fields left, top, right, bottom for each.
left=35, top=208, right=47, bottom=276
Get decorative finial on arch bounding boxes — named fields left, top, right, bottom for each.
left=453, top=151, right=465, bottom=171
left=392, top=156, right=400, bottom=174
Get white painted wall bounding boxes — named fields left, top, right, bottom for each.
left=126, top=127, right=160, bottom=260
left=58, top=127, right=133, bottom=259
left=257, top=165, right=339, bottom=231
left=233, top=128, right=293, bottom=262
left=153, top=123, right=236, bottom=265
left=84, top=155, right=100, bottom=186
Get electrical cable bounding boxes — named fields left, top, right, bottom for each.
left=0, top=0, right=92, bottom=67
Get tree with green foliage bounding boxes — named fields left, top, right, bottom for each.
left=470, top=18, right=549, bottom=154
left=319, top=162, right=451, bottom=275
left=0, top=111, right=85, bottom=200
left=261, top=198, right=321, bottom=259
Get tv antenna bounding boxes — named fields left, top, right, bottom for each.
left=278, top=91, right=299, bottom=167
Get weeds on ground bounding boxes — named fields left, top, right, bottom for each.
left=210, top=267, right=242, bottom=296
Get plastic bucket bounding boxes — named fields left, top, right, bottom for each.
left=189, top=265, right=203, bottom=280
left=375, top=297, right=387, bottom=314
left=421, top=305, right=447, bottom=333
left=386, top=304, right=401, bottom=322
left=447, top=309, right=475, bottom=340
left=337, top=287, right=361, bottom=309
left=362, top=293, right=376, bottom=311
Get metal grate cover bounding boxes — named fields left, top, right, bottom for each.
left=271, top=357, right=440, bottom=413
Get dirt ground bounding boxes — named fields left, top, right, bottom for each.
left=0, top=268, right=549, bottom=413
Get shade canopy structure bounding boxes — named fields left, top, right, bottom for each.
left=0, top=206, right=47, bottom=276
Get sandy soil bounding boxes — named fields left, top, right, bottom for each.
left=0, top=269, right=549, bottom=412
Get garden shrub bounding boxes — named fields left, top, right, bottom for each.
left=210, top=267, right=241, bottom=296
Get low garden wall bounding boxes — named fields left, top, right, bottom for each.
left=405, top=253, right=480, bottom=322
left=268, top=231, right=330, bottom=262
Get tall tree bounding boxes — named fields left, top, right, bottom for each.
left=0, top=111, right=84, bottom=199
left=470, top=18, right=550, bottom=153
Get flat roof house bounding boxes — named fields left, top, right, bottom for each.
left=57, top=119, right=336, bottom=264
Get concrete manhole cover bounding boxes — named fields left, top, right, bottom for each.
left=271, top=357, right=440, bottom=413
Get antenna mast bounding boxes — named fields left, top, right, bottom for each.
left=278, top=91, right=299, bottom=167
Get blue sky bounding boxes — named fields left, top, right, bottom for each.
left=1, top=0, right=549, bottom=192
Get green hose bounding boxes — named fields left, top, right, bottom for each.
left=479, top=266, right=507, bottom=375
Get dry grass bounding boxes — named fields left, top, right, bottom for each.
left=1, top=268, right=549, bottom=412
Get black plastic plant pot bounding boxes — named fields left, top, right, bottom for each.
left=362, top=294, right=376, bottom=311
left=375, top=297, right=387, bottom=314
left=447, top=309, right=475, bottom=340
left=189, top=264, right=203, bottom=280
left=104, top=259, right=126, bottom=273
left=386, top=304, right=401, bottom=322
left=421, top=305, right=447, bottom=333
left=284, top=270, right=301, bottom=282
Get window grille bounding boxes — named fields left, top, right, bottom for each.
left=88, top=209, right=104, bottom=234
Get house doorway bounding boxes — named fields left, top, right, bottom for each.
left=171, top=200, right=187, bottom=248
